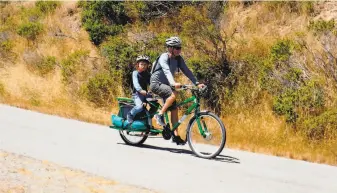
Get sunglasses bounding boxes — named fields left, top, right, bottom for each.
left=173, top=46, right=182, bottom=50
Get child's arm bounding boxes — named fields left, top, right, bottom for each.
left=132, top=71, right=147, bottom=95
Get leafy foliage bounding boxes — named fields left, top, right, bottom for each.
left=270, top=39, right=294, bottom=64
left=33, top=56, right=57, bottom=76
left=308, top=19, right=336, bottom=35
left=100, top=36, right=138, bottom=96
left=79, top=1, right=130, bottom=45
left=82, top=72, right=118, bottom=107
left=35, top=1, right=60, bottom=14
left=0, top=38, right=15, bottom=59
left=17, top=21, right=43, bottom=41
left=61, top=50, right=89, bottom=84
left=300, top=108, right=337, bottom=141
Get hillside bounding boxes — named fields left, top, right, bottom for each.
left=0, top=1, right=336, bottom=165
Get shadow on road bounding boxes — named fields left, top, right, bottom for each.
left=118, top=143, right=240, bottom=164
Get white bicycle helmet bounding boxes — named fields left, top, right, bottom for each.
left=136, top=55, right=150, bottom=63
left=165, top=36, right=182, bottom=47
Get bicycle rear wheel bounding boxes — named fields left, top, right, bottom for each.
left=187, top=112, right=226, bottom=159
left=119, top=130, right=148, bottom=146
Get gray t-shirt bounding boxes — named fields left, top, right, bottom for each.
left=150, top=53, right=197, bottom=86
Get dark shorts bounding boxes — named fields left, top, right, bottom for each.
left=149, top=82, right=177, bottom=108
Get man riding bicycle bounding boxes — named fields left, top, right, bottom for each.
left=149, top=36, right=205, bottom=145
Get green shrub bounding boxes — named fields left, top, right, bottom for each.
left=0, top=40, right=12, bottom=52
left=273, top=89, right=298, bottom=122
left=272, top=80, right=325, bottom=123
left=100, top=36, right=140, bottom=95
left=34, top=56, right=57, bottom=76
left=188, top=57, right=232, bottom=113
left=17, top=21, right=43, bottom=41
left=300, top=109, right=337, bottom=141
left=82, top=72, right=117, bottom=107
left=0, top=39, right=15, bottom=59
left=35, top=1, right=60, bottom=14
left=284, top=67, right=303, bottom=83
left=270, top=39, right=293, bottom=64
left=79, top=1, right=130, bottom=45
left=308, top=19, right=335, bottom=35
left=61, top=50, right=89, bottom=83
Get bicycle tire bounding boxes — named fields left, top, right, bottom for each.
left=186, top=111, right=226, bottom=159
left=119, top=130, right=148, bottom=146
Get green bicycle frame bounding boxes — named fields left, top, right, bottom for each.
left=158, top=93, right=206, bottom=137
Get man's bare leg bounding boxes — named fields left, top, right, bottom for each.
left=159, top=91, right=177, bottom=114
left=171, top=108, right=179, bottom=135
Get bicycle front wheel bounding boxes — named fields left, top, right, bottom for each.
left=187, top=112, right=226, bottom=159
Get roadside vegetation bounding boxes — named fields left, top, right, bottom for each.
left=0, top=1, right=336, bottom=165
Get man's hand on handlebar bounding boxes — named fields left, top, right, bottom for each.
left=197, top=83, right=205, bottom=89
left=174, top=82, right=182, bottom=89
left=139, top=90, right=147, bottom=96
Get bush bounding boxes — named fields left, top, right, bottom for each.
left=273, top=89, right=298, bottom=123
left=34, top=56, right=57, bottom=76
left=61, top=50, right=89, bottom=83
left=188, top=57, right=231, bottom=114
left=79, top=1, right=130, bottom=45
left=308, top=19, right=336, bottom=35
left=82, top=72, right=117, bottom=107
left=0, top=39, right=15, bottom=59
left=35, top=1, right=60, bottom=14
left=270, top=39, right=294, bottom=64
left=17, top=21, right=43, bottom=41
left=272, top=80, right=325, bottom=123
left=300, top=109, right=337, bottom=141
left=100, top=36, right=140, bottom=95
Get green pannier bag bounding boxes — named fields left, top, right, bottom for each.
left=111, top=115, right=148, bottom=130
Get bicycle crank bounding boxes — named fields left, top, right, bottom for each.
left=162, top=125, right=172, bottom=140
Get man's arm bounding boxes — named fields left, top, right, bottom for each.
left=179, top=57, right=198, bottom=85
left=159, top=54, right=176, bottom=86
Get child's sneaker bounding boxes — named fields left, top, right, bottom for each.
left=127, top=112, right=134, bottom=124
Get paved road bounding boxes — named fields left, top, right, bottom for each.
left=1, top=104, right=337, bottom=193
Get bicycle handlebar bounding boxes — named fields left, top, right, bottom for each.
left=173, top=84, right=207, bottom=93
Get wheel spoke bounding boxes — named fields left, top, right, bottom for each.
left=119, top=130, right=148, bottom=145
left=187, top=112, right=226, bottom=159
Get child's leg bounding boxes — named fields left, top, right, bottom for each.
left=129, top=94, right=144, bottom=117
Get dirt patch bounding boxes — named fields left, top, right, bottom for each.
left=0, top=150, right=159, bottom=193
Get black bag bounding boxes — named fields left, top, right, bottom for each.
left=150, top=55, right=181, bottom=74
left=117, top=101, right=147, bottom=121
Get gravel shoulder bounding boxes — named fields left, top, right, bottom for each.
left=0, top=150, right=158, bottom=193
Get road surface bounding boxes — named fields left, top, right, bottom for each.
left=0, top=104, right=336, bottom=193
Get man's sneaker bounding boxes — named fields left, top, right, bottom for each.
left=155, top=114, right=165, bottom=126
left=172, top=135, right=186, bottom=145
left=127, top=112, right=134, bottom=124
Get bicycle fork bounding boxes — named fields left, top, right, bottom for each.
left=196, top=116, right=211, bottom=139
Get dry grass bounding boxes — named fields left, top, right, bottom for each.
left=223, top=93, right=337, bottom=166
left=223, top=2, right=309, bottom=61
